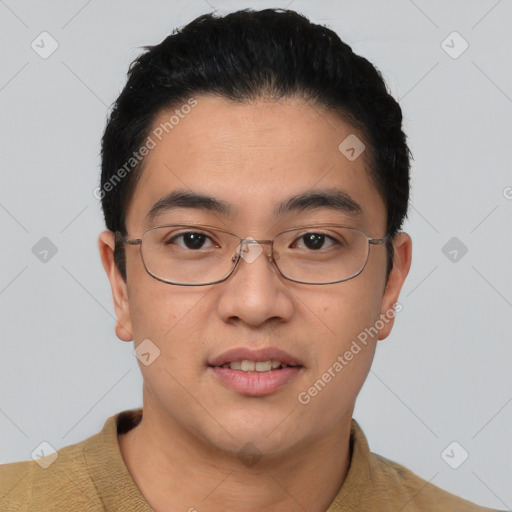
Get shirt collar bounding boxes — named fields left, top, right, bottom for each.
left=83, top=408, right=154, bottom=512
left=326, top=417, right=376, bottom=510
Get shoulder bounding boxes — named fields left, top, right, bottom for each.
left=0, top=435, right=102, bottom=512
left=369, top=452, right=503, bottom=512
left=338, top=420, right=505, bottom=512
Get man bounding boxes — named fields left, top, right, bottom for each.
left=0, top=8, right=503, bottom=512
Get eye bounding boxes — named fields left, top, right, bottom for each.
left=165, top=231, right=216, bottom=250
left=292, top=232, right=338, bottom=251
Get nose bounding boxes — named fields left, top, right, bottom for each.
left=215, top=239, right=294, bottom=327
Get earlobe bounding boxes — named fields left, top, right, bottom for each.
left=378, top=232, right=412, bottom=341
left=115, top=321, right=133, bottom=342
left=98, top=230, right=133, bottom=342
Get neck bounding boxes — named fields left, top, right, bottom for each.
left=118, top=401, right=353, bottom=512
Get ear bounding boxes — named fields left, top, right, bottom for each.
left=378, top=232, right=412, bottom=341
left=98, top=230, right=133, bottom=342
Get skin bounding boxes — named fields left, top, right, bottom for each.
left=98, top=94, right=412, bottom=512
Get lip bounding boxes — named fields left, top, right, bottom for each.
left=208, top=347, right=303, bottom=367
left=209, top=366, right=303, bottom=396
left=207, top=346, right=304, bottom=397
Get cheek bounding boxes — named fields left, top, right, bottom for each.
left=127, top=277, right=209, bottom=353
left=293, top=286, right=381, bottom=431
left=128, top=285, right=210, bottom=402
left=315, top=278, right=384, bottom=346
left=300, top=279, right=383, bottom=383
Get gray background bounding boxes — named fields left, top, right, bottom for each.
left=0, top=0, right=511, bottom=509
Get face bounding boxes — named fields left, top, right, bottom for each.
left=100, top=94, right=411, bottom=457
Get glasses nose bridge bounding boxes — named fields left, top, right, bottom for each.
left=241, top=237, right=273, bottom=246
left=235, top=237, right=275, bottom=266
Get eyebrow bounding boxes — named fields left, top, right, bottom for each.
left=275, top=189, right=362, bottom=218
left=147, top=190, right=232, bottom=221
left=146, top=188, right=363, bottom=223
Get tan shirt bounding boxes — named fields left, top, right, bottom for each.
left=0, top=408, right=502, bottom=511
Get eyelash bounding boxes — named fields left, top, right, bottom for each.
left=164, top=230, right=341, bottom=251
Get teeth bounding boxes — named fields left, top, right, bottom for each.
left=221, top=360, right=292, bottom=372
left=241, top=360, right=255, bottom=371
left=255, top=361, right=272, bottom=372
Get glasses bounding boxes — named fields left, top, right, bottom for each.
left=115, top=223, right=389, bottom=286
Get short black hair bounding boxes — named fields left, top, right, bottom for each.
left=100, top=8, right=411, bottom=284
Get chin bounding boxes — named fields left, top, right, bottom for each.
left=190, top=406, right=314, bottom=458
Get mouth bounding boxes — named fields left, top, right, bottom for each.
left=207, top=348, right=304, bottom=396
left=212, top=360, right=300, bottom=372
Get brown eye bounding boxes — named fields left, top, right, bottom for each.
left=165, top=231, right=214, bottom=250
left=292, top=232, right=337, bottom=251
left=302, top=233, right=326, bottom=250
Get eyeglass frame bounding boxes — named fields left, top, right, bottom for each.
left=115, top=223, right=390, bottom=286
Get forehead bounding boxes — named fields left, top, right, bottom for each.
left=125, top=95, right=386, bottom=234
